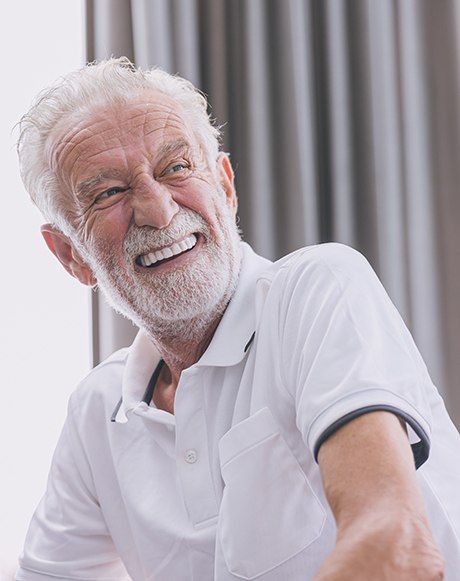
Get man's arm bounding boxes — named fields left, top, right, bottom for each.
left=314, top=411, right=445, bottom=580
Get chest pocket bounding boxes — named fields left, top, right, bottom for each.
left=217, top=407, right=326, bottom=580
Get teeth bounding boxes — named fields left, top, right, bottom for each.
left=139, top=234, right=197, bottom=267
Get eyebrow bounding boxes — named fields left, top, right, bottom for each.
left=76, top=171, right=122, bottom=200
left=156, top=138, right=191, bottom=160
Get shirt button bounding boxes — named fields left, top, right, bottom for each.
left=184, top=449, right=198, bottom=464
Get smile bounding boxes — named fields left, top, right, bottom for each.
left=136, top=234, right=198, bottom=267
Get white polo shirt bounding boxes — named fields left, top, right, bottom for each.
left=17, top=242, right=460, bottom=581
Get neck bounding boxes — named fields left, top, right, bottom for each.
left=144, top=305, right=226, bottom=389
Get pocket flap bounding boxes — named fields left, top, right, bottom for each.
left=219, top=407, right=278, bottom=469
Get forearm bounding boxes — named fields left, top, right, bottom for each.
left=315, top=411, right=444, bottom=580
left=313, top=508, right=443, bottom=580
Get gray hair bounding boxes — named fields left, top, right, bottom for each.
left=16, top=56, right=221, bottom=236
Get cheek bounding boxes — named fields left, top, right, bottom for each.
left=179, top=184, right=229, bottom=226
left=79, top=220, right=129, bottom=263
left=81, top=207, right=131, bottom=256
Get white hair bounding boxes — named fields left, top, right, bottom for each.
left=16, top=56, right=221, bottom=236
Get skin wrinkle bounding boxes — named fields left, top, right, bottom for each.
left=52, top=104, right=181, bottom=184
left=74, top=132, right=194, bottom=203
left=76, top=171, right=125, bottom=203
left=50, top=128, right=111, bottom=230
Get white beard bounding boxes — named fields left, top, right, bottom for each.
left=81, top=205, right=242, bottom=342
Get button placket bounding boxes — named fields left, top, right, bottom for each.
left=175, top=369, right=219, bottom=526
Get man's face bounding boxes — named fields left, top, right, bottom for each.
left=48, top=92, right=242, bottom=332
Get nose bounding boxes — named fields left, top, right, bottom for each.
left=131, top=178, right=179, bottom=229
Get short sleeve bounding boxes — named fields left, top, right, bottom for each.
left=16, top=398, right=130, bottom=580
left=277, top=244, right=433, bottom=467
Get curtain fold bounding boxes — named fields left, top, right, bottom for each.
left=85, top=0, right=460, bottom=427
left=273, top=0, right=320, bottom=252
left=397, top=0, right=445, bottom=388
left=323, top=0, right=356, bottom=248
left=365, top=0, right=407, bottom=313
left=235, top=0, right=278, bottom=257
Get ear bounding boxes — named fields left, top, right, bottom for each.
left=40, top=224, right=97, bottom=286
left=216, top=152, right=238, bottom=217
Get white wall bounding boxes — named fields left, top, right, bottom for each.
left=0, top=1, right=89, bottom=576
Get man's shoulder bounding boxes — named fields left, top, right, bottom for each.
left=68, top=347, right=129, bottom=421
left=257, top=242, right=372, bottom=288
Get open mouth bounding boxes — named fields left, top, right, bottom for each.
left=135, top=233, right=198, bottom=268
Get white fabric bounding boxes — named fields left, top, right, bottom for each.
left=17, top=242, right=460, bottom=580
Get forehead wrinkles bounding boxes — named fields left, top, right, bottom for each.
left=48, top=99, right=200, bottom=196
left=53, top=103, right=192, bottom=162
left=48, top=116, right=121, bottom=181
left=142, top=106, right=194, bottom=143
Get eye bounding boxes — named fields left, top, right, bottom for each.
left=171, top=163, right=187, bottom=172
left=162, top=161, right=191, bottom=177
left=94, top=187, right=127, bottom=203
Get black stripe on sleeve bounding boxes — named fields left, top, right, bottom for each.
left=313, top=404, right=430, bottom=469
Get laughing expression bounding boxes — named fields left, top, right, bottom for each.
left=48, top=91, right=242, bottom=332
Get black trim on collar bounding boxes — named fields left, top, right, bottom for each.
left=110, top=397, right=123, bottom=422
left=313, top=404, right=430, bottom=470
left=142, top=359, right=165, bottom=404
left=110, top=359, right=165, bottom=423
left=244, top=331, right=256, bottom=353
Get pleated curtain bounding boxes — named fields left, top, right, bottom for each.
left=85, top=0, right=460, bottom=428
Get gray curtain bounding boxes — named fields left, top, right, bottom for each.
left=85, top=0, right=460, bottom=429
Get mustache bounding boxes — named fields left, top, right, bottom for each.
left=123, top=209, right=209, bottom=256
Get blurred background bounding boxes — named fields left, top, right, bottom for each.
left=1, top=0, right=459, bottom=575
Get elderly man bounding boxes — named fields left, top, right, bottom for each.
left=15, top=57, right=459, bottom=580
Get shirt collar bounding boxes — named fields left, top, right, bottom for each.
left=114, top=329, right=162, bottom=422
left=194, top=242, right=271, bottom=367
left=114, top=242, right=272, bottom=422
